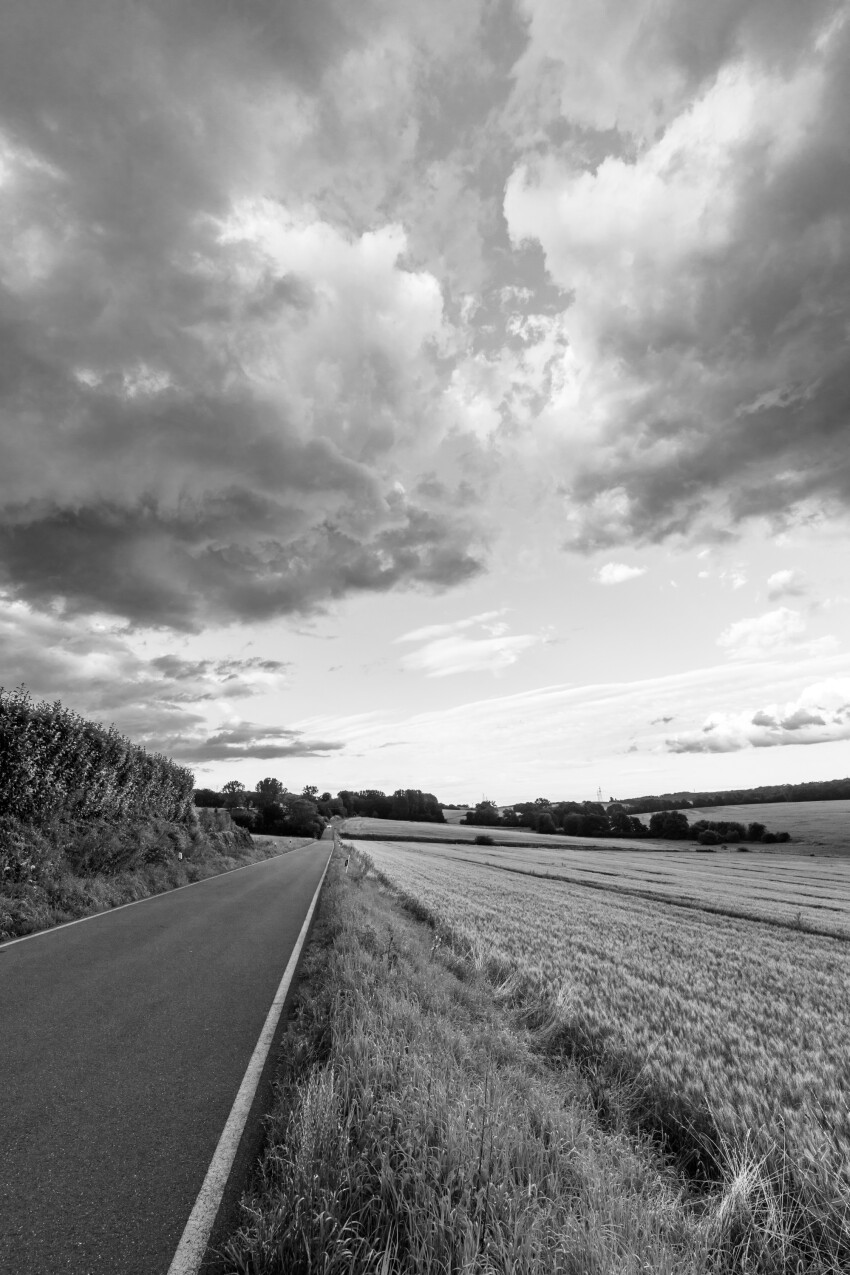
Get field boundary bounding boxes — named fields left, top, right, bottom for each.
left=344, top=830, right=693, bottom=853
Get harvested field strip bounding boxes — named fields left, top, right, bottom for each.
left=362, top=838, right=850, bottom=1256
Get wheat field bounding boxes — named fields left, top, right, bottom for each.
left=360, top=837, right=850, bottom=1225
left=361, top=838, right=850, bottom=938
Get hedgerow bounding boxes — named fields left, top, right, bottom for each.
left=0, top=686, right=194, bottom=824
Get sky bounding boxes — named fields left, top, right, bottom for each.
left=1, top=0, right=850, bottom=803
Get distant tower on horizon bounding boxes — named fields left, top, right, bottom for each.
left=596, top=785, right=603, bottom=803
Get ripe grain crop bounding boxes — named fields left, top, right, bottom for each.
left=224, top=859, right=775, bottom=1274
left=363, top=838, right=850, bottom=938
left=362, top=839, right=850, bottom=1254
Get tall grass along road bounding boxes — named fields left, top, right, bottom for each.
left=0, top=841, right=331, bottom=1275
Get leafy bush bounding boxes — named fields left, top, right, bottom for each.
left=258, top=797, right=325, bottom=839
left=0, top=686, right=194, bottom=825
left=697, top=830, right=721, bottom=845
left=229, top=808, right=260, bottom=832
left=474, top=834, right=494, bottom=846
left=0, top=816, right=62, bottom=887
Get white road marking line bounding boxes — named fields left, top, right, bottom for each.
left=0, top=841, right=313, bottom=949
left=166, top=844, right=334, bottom=1275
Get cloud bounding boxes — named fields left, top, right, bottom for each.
left=396, top=610, right=505, bottom=644
left=767, top=568, right=808, bottom=600
left=716, top=607, right=815, bottom=660
left=0, top=595, right=300, bottom=764
left=0, top=4, right=490, bottom=631
left=595, top=562, right=647, bottom=585
left=165, top=724, right=345, bottom=763
left=715, top=606, right=840, bottom=663
left=400, top=632, right=540, bottom=677
left=504, top=3, right=850, bottom=549
left=397, top=611, right=540, bottom=677
left=666, top=678, right=850, bottom=753
left=299, top=651, right=850, bottom=797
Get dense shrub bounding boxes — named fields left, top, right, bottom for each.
left=257, top=797, right=325, bottom=839
left=474, top=834, right=494, bottom=846
left=648, top=810, right=691, bottom=839
left=0, top=686, right=194, bottom=825
left=229, top=807, right=260, bottom=832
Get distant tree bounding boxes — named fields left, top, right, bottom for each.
left=537, top=812, right=557, bottom=834
left=193, top=788, right=222, bottom=808
left=221, top=779, right=246, bottom=809
left=392, top=790, right=411, bottom=820
left=302, top=784, right=319, bottom=800
left=255, top=777, right=284, bottom=804
left=463, top=799, right=501, bottom=827
left=649, top=810, right=690, bottom=839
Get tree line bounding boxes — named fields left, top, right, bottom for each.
left=617, top=776, right=850, bottom=814
left=462, top=798, right=789, bottom=844
left=193, top=781, right=444, bottom=837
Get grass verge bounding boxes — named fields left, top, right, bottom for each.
left=0, top=817, right=313, bottom=942
left=216, top=848, right=838, bottom=1274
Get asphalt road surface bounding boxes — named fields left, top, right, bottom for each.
left=0, top=842, right=332, bottom=1275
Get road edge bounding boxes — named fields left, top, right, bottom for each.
left=166, top=842, right=334, bottom=1275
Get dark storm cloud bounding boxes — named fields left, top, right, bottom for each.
left=0, top=0, right=486, bottom=631
left=507, top=1, right=850, bottom=550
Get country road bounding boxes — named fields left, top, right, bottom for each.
left=0, top=841, right=333, bottom=1275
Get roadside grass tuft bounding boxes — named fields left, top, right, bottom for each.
left=220, top=850, right=839, bottom=1275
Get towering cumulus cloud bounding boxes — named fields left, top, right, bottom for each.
left=0, top=1, right=484, bottom=629
left=505, top=0, right=850, bottom=548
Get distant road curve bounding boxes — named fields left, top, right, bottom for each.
left=0, top=841, right=332, bottom=1275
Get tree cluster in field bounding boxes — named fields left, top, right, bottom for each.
left=194, top=781, right=445, bottom=836
left=616, top=777, right=850, bottom=813
left=462, top=798, right=789, bottom=844
left=0, top=686, right=194, bottom=826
